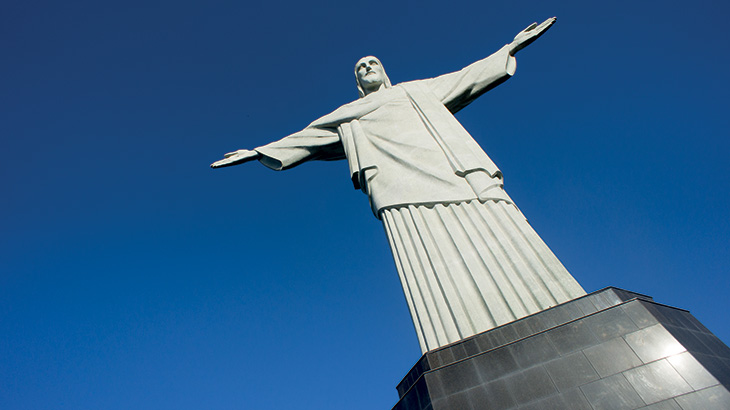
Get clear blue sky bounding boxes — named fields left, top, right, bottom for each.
left=2, top=0, right=728, bottom=409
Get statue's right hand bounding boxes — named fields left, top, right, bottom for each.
left=509, top=17, right=556, bottom=56
left=210, top=149, right=260, bottom=168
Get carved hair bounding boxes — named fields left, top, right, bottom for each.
left=354, top=56, right=392, bottom=98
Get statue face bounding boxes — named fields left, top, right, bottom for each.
left=355, top=56, right=386, bottom=94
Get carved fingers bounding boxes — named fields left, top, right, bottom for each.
left=522, top=22, right=538, bottom=34
left=534, top=17, right=556, bottom=35
left=510, top=17, right=556, bottom=56
left=210, top=149, right=260, bottom=168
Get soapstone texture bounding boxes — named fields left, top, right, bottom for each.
left=383, top=200, right=584, bottom=352
left=212, top=19, right=585, bottom=353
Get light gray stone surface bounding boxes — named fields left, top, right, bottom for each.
left=211, top=18, right=586, bottom=353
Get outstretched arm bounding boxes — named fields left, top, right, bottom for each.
left=210, top=149, right=260, bottom=168
left=509, top=17, right=556, bottom=56
left=420, top=16, right=556, bottom=113
left=210, top=125, right=345, bottom=171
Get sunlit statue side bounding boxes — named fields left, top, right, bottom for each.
left=212, top=18, right=585, bottom=353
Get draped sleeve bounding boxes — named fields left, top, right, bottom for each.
left=253, top=95, right=386, bottom=171
left=253, top=126, right=345, bottom=171
left=420, top=45, right=516, bottom=114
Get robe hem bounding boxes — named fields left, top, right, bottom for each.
left=376, top=197, right=513, bottom=220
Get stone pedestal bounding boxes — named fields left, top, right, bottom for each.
left=392, top=287, right=730, bottom=410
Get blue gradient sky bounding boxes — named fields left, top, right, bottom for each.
left=2, top=0, right=729, bottom=409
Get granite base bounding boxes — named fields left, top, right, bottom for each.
left=392, top=287, right=730, bottom=410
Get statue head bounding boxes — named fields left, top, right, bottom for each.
left=355, top=56, right=391, bottom=98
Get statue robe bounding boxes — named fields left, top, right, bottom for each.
left=255, top=45, right=585, bottom=353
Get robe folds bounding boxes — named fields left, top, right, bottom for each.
left=254, top=45, right=586, bottom=353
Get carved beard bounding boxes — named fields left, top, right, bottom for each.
left=354, top=58, right=392, bottom=98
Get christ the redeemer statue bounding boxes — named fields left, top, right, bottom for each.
left=212, top=18, right=585, bottom=353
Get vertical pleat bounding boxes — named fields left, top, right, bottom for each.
left=382, top=200, right=585, bottom=354
left=395, top=207, right=460, bottom=347
left=385, top=210, right=441, bottom=348
left=405, top=206, right=468, bottom=343
left=483, top=203, right=557, bottom=308
left=502, top=203, right=586, bottom=298
left=450, top=203, right=523, bottom=324
left=382, top=215, right=428, bottom=350
left=469, top=203, right=543, bottom=313
left=429, top=205, right=495, bottom=331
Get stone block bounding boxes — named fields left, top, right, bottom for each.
left=392, top=287, right=730, bottom=410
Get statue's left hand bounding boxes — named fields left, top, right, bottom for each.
left=509, top=17, right=556, bottom=56
left=210, top=149, right=260, bottom=168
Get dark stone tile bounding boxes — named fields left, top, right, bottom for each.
left=395, top=388, right=418, bottom=410
left=413, top=377, right=431, bottom=410
left=622, top=301, right=660, bottom=329
left=589, top=291, right=612, bottom=311
left=693, top=353, right=730, bottom=388
left=474, top=330, right=501, bottom=352
left=667, top=352, right=719, bottom=390
left=399, top=360, right=425, bottom=396
left=429, top=397, right=445, bottom=410
left=448, top=343, right=466, bottom=363
left=644, top=303, right=674, bottom=327
left=716, top=339, right=730, bottom=360
left=517, top=393, right=565, bottom=410
left=504, top=366, right=558, bottom=405
left=435, top=389, right=470, bottom=410
left=580, top=373, right=646, bottom=410
left=585, top=306, right=639, bottom=341
left=684, top=314, right=712, bottom=334
left=510, top=332, right=559, bottom=369
left=623, top=359, right=693, bottom=404
left=666, top=326, right=714, bottom=356
left=591, top=290, right=623, bottom=310
left=424, top=372, right=445, bottom=401
left=612, top=288, right=653, bottom=302
left=562, top=301, right=587, bottom=322
left=462, top=338, right=481, bottom=358
left=544, top=351, right=600, bottom=391
left=625, top=324, right=687, bottom=363
left=428, top=350, right=445, bottom=369
left=512, top=318, right=536, bottom=339
left=666, top=309, right=700, bottom=332
left=446, top=343, right=467, bottom=364
left=402, top=374, right=417, bottom=395
left=584, top=337, right=643, bottom=378
left=517, top=389, right=593, bottom=410
left=548, top=319, right=599, bottom=356
left=674, top=385, right=730, bottom=410
left=723, top=357, right=730, bottom=385
left=435, top=359, right=481, bottom=396
left=523, top=314, right=547, bottom=334
left=573, top=297, right=599, bottom=316
left=650, top=304, right=682, bottom=326
left=559, top=388, right=595, bottom=410
left=538, top=307, right=564, bottom=329
left=438, top=347, right=455, bottom=366
left=421, top=356, right=431, bottom=372
left=638, top=399, right=683, bottom=409
left=653, top=306, right=688, bottom=328
left=696, top=333, right=730, bottom=359
left=550, top=304, right=577, bottom=326
left=465, top=379, right=515, bottom=410
left=472, top=345, right=520, bottom=382
left=495, top=323, right=520, bottom=345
